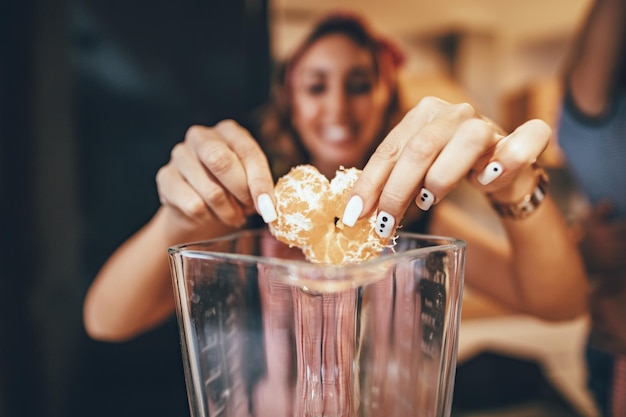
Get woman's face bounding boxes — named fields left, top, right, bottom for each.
left=290, top=33, right=392, bottom=176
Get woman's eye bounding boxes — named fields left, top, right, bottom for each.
left=307, top=84, right=325, bottom=95
left=347, top=82, right=372, bottom=95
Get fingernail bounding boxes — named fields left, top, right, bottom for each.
left=342, top=195, right=363, bottom=227
left=375, top=210, right=395, bottom=239
left=478, top=161, right=503, bottom=185
left=416, top=188, right=434, bottom=211
left=257, top=193, right=277, bottom=223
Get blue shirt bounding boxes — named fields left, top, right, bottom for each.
left=558, top=89, right=626, bottom=218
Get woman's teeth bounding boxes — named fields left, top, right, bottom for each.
left=323, top=126, right=350, bottom=142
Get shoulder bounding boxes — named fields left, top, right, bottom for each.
left=561, top=87, right=626, bottom=128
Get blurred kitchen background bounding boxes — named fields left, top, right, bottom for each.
left=1, top=0, right=596, bottom=416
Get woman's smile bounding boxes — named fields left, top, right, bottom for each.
left=319, top=124, right=353, bottom=143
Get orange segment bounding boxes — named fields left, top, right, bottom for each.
left=269, top=165, right=394, bottom=265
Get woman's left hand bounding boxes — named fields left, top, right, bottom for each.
left=342, top=96, right=551, bottom=235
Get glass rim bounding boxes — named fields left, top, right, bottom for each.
left=168, top=228, right=466, bottom=275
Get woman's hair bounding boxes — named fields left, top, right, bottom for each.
left=256, top=11, right=406, bottom=178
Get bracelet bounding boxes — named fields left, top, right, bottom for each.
left=489, top=167, right=550, bottom=220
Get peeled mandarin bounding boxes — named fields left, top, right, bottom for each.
left=268, top=165, right=394, bottom=265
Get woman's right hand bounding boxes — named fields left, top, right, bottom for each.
left=84, top=118, right=278, bottom=341
left=155, top=120, right=277, bottom=232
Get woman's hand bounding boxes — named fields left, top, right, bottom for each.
left=85, top=120, right=277, bottom=341
left=155, top=120, right=277, bottom=232
left=342, top=96, right=551, bottom=234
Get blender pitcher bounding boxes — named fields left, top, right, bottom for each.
left=168, top=229, right=466, bottom=417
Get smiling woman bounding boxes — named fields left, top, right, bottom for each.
left=258, top=11, right=405, bottom=180
left=291, top=35, right=386, bottom=173
left=83, top=8, right=588, bottom=348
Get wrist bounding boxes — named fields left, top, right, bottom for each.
left=153, top=207, right=194, bottom=242
left=487, top=165, right=537, bottom=203
left=488, top=165, right=550, bottom=220
left=155, top=206, right=223, bottom=243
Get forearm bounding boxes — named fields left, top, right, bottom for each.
left=485, top=166, right=588, bottom=318
left=83, top=206, right=234, bottom=341
left=499, top=197, right=589, bottom=320
left=433, top=181, right=588, bottom=320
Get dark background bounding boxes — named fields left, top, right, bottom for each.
left=1, top=1, right=270, bottom=416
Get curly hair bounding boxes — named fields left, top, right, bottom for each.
left=255, top=11, right=406, bottom=179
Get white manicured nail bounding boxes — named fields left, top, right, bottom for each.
left=416, top=188, right=434, bottom=211
left=257, top=193, right=277, bottom=223
left=342, top=195, right=363, bottom=227
left=375, top=210, right=395, bottom=238
left=477, top=161, right=503, bottom=185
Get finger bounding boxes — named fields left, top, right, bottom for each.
left=156, top=164, right=229, bottom=224
left=169, top=142, right=246, bottom=227
left=353, top=102, right=478, bottom=236
left=341, top=98, right=469, bottom=228
left=469, top=119, right=551, bottom=203
left=471, top=119, right=551, bottom=187
left=415, top=118, right=498, bottom=209
left=375, top=115, right=473, bottom=228
left=186, top=124, right=253, bottom=208
left=213, top=120, right=278, bottom=223
left=342, top=97, right=450, bottom=216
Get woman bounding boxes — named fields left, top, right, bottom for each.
left=557, top=0, right=626, bottom=414
left=83, top=12, right=587, bottom=342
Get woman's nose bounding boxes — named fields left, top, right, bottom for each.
left=323, top=87, right=349, bottom=120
